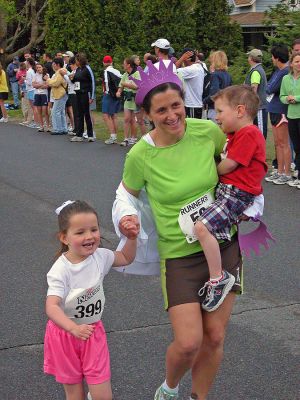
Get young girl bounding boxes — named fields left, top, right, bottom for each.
left=280, top=51, right=300, bottom=188
left=44, top=200, right=138, bottom=400
left=32, top=63, right=50, bottom=132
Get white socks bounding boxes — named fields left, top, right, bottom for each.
left=162, top=380, right=179, bottom=394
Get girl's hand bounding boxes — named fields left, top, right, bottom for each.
left=119, top=215, right=140, bottom=239
left=70, top=324, right=95, bottom=340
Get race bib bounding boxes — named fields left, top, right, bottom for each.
left=178, top=192, right=214, bottom=243
left=64, top=281, right=105, bottom=324
left=74, top=81, right=80, bottom=91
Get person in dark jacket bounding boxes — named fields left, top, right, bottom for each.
left=6, top=56, right=20, bottom=109
left=70, top=53, right=94, bottom=142
left=203, top=51, right=232, bottom=122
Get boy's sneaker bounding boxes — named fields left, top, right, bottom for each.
left=199, top=270, right=235, bottom=312
left=265, top=172, right=280, bottom=182
left=104, top=136, right=117, bottom=145
left=120, top=139, right=129, bottom=146
left=154, top=385, right=178, bottom=400
left=70, top=136, right=84, bottom=142
left=273, top=175, right=293, bottom=185
left=287, top=178, right=300, bottom=187
left=0, top=117, right=8, bottom=123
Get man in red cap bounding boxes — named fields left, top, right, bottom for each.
left=102, top=55, right=122, bottom=144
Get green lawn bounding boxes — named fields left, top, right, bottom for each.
left=6, top=102, right=275, bottom=166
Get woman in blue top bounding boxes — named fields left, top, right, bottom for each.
left=203, top=51, right=232, bottom=122
left=265, top=45, right=291, bottom=185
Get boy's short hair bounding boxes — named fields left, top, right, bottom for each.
left=212, top=85, right=259, bottom=120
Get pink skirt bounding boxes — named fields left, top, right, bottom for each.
left=44, top=320, right=111, bottom=384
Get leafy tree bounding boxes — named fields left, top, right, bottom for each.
left=0, top=0, right=47, bottom=65
left=45, top=0, right=103, bottom=74
left=139, top=0, right=197, bottom=56
left=264, top=1, right=300, bottom=48
left=194, top=0, right=243, bottom=60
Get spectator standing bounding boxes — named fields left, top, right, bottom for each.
left=32, top=63, right=50, bottom=132
left=0, top=62, right=9, bottom=122
left=280, top=51, right=300, bottom=189
left=43, top=53, right=54, bottom=77
left=151, top=38, right=177, bottom=72
left=116, top=57, right=140, bottom=146
left=245, top=49, right=268, bottom=138
left=60, top=56, right=80, bottom=137
left=102, top=55, right=122, bottom=145
left=70, top=53, right=94, bottom=142
left=265, top=45, right=291, bottom=185
left=16, top=62, right=31, bottom=125
left=46, top=58, right=68, bottom=135
left=176, top=48, right=204, bottom=119
left=204, top=51, right=232, bottom=122
left=25, top=57, right=38, bottom=128
left=292, top=38, right=300, bottom=53
left=62, top=51, right=74, bottom=69
left=6, top=56, right=20, bottom=109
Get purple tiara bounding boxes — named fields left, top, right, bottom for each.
left=129, top=58, right=182, bottom=106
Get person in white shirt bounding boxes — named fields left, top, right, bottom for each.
left=102, top=55, right=122, bottom=145
left=176, top=48, right=204, bottom=119
left=32, top=63, right=50, bottom=131
left=44, top=200, right=138, bottom=400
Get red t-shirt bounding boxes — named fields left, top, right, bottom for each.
left=219, top=125, right=268, bottom=195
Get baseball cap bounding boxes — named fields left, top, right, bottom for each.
left=63, top=51, right=74, bottom=57
left=246, top=49, right=263, bottom=58
left=103, top=55, right=113, bottom=63
left=151, top=38, right=170, bottom=50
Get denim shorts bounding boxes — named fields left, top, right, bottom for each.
left=102, top=93, right=120, bottom=115
left=27, top=90, right=35, bottom=101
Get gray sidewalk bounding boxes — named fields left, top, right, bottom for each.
left=0, top=123, right=299, bottom=400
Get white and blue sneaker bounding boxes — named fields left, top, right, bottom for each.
left=199, top=270, right=235, bottom=312
left=154, top=385, right=178, bottom=400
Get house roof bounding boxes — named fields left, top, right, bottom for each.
left=230, top=12, right=266, bottom=27
left=233, top=0, right=256, bottom=6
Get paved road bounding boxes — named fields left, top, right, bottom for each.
left=0, top=123, right=299, bottom=400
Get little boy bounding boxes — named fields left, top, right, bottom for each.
left=194, top=84, right=267, bottom=312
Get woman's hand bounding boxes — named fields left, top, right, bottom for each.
left=287, top=95, right=296, bottom=104
left=119, top=215, right=140, bottom=239
left=70, top=324, right=95, bottom=340
left=59, top=68, right=68, bottom=76
left=116, top=89, right=122, bottom=98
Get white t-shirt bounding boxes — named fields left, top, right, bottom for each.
left=32, top=73, right=48, bottom=95
left=177, top=63, right=204, bottom=108
left=153, top=59, right=177, bottom=73
left=47, top=248, right=114, bottom=303
left=104, top=65, right=122, bottom=94
left=25, top=68, right=35, bottom=92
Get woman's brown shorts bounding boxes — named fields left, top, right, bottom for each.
left=164, top=234, right=242, bottom=310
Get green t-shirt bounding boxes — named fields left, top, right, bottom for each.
left=280, top=73, right=300, bottom=119
left=120, top=71, right=140, bottom=111
left=123, top=118, right=227, bottom=260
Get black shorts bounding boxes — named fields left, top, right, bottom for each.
left=164, top=235, right=242, bottom=310
left=269, top=112, right=287, bottom=127
left=33, top=94, right=48, bottom=107
left=0, top=92, right=8, bottom=100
